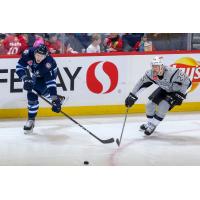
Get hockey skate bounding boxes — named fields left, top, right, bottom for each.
left=140, top=123, right=148, bottom=131
left=144, top=122, right=156, bottom=136
left=24, top=120, right=35, bottom=134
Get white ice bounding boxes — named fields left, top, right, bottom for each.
left=1, top=112, right=200, bottom=165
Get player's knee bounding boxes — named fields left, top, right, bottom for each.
left=146, top=100, right=153, bottom=107
left=27, top=92, right=38, bottom=101
left=162, top=100, right=171, bottom=110
left=146, top=100, right=156, bottom=110
left=157, top=100, right=170, bottom=118
left=146, top=100, right=156, bottom=117
left=27, top=92, right=38, bottom=105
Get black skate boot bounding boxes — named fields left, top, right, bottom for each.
left=140, top=123, right=148, bottom=131
left=24, top=120, right=35, bottom=134
left=144, top=123, right=156, bottom=136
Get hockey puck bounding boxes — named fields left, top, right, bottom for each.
left=84, top=161, right=89, bottom=165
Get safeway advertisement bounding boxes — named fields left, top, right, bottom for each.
left=0, top=52, right=200, bottom=109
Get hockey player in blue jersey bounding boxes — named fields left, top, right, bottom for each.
left=16, top=44, right=64, bottom=134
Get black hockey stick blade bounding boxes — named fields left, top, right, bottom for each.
left=101, top=137, right=115, bottom=144
left=116, top=138, right=120, bottom=146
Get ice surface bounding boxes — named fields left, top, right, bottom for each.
left=1, top=112, right=200, bottom=165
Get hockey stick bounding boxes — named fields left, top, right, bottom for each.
left=116, top=107, right=129, bottom=146
left=37, top=93, right=114, bottom=144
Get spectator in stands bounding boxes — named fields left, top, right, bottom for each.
left=75, top=33, right=91, bottom=51
left=0, top=34, right=6, bottom=54
left=27, top=33, right=36, bottom=47
left=147, top=33, right=187, bottom=51
left=122, top=33, right=144, bottom=51
left=132, top=34, right=153, bottom=52
left=45, top=33, right=62, bottom=54
left=33, top=33, right=45, bottom=47
left=3, top=33, right=28, bottom=55
left=103, top=33, right=123, bottom=52
left=64, top=38, right=78, bottom=54
left=22, top=34, right=29, bottom=47
left=86, top=33, right=101, bottom=53
left=0, top=40, right=5, bottom=54
left=64, top=33, right=83, bottom=53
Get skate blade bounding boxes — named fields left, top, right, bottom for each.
left=24, top=129, right=34, bottom=135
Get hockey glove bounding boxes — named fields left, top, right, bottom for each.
left=23, top=76, right=34, bottom=91
left=125, top=93, right=138, bottom=108
left=166, top=92, right=186, bottom=106
left=52, top=96, right=61, bottom=113
left=172, top=92, right=186, bottom=105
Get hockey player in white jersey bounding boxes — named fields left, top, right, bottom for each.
left=125, top=56, right=192, bottom=135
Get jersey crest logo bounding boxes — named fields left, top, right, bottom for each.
left=35, top=70, right=40, bottom=77
left=46, top=63, right=52, bottom=69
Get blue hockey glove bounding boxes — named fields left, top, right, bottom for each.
left=23, top=76, right=34, bottom=91
left=52, top=96, right=61, bottom=113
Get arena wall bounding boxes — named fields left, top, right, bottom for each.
left=1, top=50, right=200, bottom=118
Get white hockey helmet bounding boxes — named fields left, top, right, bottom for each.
left=151, top=56, right=163, bottom=67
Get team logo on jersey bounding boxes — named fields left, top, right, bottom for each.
left=27, top=60, right=33, bottom=66
left=46, top=63, right=52, bottom=69
left=86, top=61, right=118, bottom=94
left=35, top=70, right=40, bottom=77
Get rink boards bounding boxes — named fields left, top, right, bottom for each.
left=1, top=50, right=200, bottom=118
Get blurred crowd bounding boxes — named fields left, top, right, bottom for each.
left=0, top=33, right=188, bottom=55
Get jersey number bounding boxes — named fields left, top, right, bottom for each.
left=8, top=47, right=19, bottom=55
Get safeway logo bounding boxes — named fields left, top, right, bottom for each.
left=86, top=61, right=118, bottom=94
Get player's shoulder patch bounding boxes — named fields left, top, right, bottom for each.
left=47, top=55, right=57, bottom=67
left=45, top=62, right=52, bottom=69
